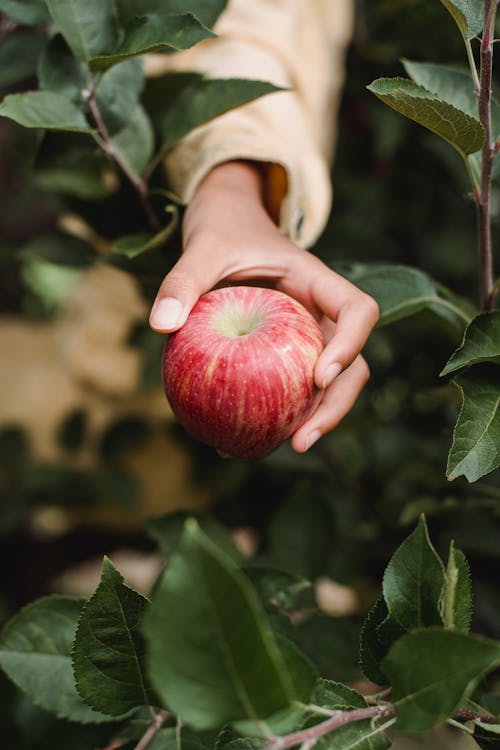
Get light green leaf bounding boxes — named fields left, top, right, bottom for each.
left=382, top=516, right=445, bottom=631
left=402, top=60, right=478, bottom=117
left=96, top=58, right=144, bottom=134
left=0, top=33, right=45, bottom=88
left=367, top=77, right=485, bottom=156
left=72, top=557, right=151, bottom=716
left=157, top=77, right=284, bottom=152
left=144, top=510, right=242, bottom=564
left=46, top=0, right=119, bottom=62
left=115, top=0, right=228, bottom=27
left=143, top=520, right=297, bottom=730
left=440, top=541, right=472, bottom=633
left=439, top=0, right=484, bottom=39
left=38, top=34, right=86, bottom=105
left=441, top=312, right=500, bottom=375
left=0, top=596, right=111, bottom=723
left=383, top=629, right=500, bottom=731
left=447, top=369, right=500, bottom=482
left=315, top=722, right=391, bottom=750
left=90, top=13, right=215, bottom=71
left=112, top=105, right=154, bottom=176
left=0, top=0, right=49, bottom=25
left=0, top=91, right=94, bottom=133
left=337, top=263, right=472, bottom=328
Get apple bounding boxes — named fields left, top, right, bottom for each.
left=162, top=286, right=324, bottom=459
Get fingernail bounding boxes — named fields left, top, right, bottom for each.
left=150, top=297, right=183, bottom=330
left=322, top=362, right=342, bottom=389
left=305, top=430, right=321, bottom=452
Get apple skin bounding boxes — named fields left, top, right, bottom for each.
left=162, top=286, right=325, bottom=459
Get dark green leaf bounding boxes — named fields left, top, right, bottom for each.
left=367, top=77, right=484, bottom=156
left=359, top=597, right=390, bottom=685
left=338, top=263, right=472, bottom=328
left=402, top=60, right=479, bottom=118
left=72, top=557, right=150, bottom=716
left=295, top=615, right=361, bottom=684
left=439, top=0, right=484, bottom=39
left=382, top=516, right=445, bottom=631
left=474, top=721, right=500, bottom=748
left=243, top=566, right=311, bottom=611
left=116, top=0, right=228, bottom=27
left=20, top=232, right=95, bottom=267
left=0, top=91, right=94, bottom=133
left=35, top=132, right=108, bottom=199
left=96, top=58, right=144, bottom=134
left=383, top=629, right=500, bottom=731
left=38, top=34, right=85, bottom=104
left=0, top=596, right=111, bottom=723
left=144, top=511, right=242, bottom=564
left=143, top=520, right=295, bottom=729
left=45, top=0, right=120, bottom=62
left=146, top=727, right=218, bottom=750
left=441, top=312, right=500, bottom=375
left=0, top=33, right=45, bottom=88
left=89, top=13, right=214, bottom=71
left=156, top=77, right=284, bottom=152
left=111, top=105, right=155, bottom=176
left=440, top=541, right=472, bottom=633
left=0, top=0, right=49, bottom=25
left=315, top=722, right=391, bottom=750
left=447, top=368, right=500, bottom=482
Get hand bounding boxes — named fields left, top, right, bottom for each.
left=150, top=161, right=379, bottom=453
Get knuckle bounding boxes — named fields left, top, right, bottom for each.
left=360, top=292, right=380, bottom=323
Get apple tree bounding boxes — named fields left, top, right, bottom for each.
left=0, top=0, right=499, bottom=749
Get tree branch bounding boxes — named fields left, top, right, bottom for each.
left=82, top=88, right=160, bottom=231
left=133, top=710, right=169, bottom=750
left=476, top=0, right=498, bottom=311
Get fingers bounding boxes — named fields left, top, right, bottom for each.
left=149, top=240, right=225, bottom=332
left=291, top=355, right=370, bottom=453
left=309, top=271, right=379, bottom=390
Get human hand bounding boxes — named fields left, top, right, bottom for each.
left=150, top=161, right=379, bottom=453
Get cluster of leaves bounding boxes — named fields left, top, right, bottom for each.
left=0, top=513, right=499, bottom=749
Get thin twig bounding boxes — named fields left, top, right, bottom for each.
left=476, top=0, right=497, bottom=311
left=82, top=88, right=160, bottom=230
left=262, top=706, right=390, bottom=750
left=133, top=710, right=169, bottom=750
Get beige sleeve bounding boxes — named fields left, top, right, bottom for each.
left=145, top=0, right=354, bottom=248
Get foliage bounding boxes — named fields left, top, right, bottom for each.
left=0, top=0, right=499, bottom=748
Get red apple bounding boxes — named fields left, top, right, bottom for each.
left=162, top=286, right=324, bottom=459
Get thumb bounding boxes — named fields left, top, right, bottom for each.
left=149, top=247, right=223, bottom=333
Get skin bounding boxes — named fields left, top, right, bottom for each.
left=149, top=160, right=380, bottom=453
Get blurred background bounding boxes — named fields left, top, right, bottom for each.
left=0, top=0, right=499, bottom=745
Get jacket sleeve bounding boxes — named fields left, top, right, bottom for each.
left=145, top=0, right=354, bottom=249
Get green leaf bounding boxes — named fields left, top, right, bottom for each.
left=475, top=721, right=500, bottom=749
left=143, top=520, right=296, bottom=730
left=337, top=263, right=472, bottom=328
left=0, top=91, right=94, bottom=133
left=146, top=727, right=221, bottom=750
left=115, top=0, right=228, bottom=27
left=111, top=105, right=155, bottom=177
left=0, top=33, right=45, bottom=88
left=96, top=57, right=144, bottom=134
left=45, top=0, right=120, bottom=62
left=72, top=557, right=150, bottom=716
left=35, top=132, right=108, bottom=200
left=382, top=516, right=445, bottom=631
left=155, top=77, right=284, bottom=152
left=439, top=0, right=484, bottom=39
left=20, top=232, right=95, bottom=267
left=447, top=368, right=500, bottom=482
left=440, top=541, right=472, bottom=633
left=367, top=77, right=485, bottom=156
left=315, top=722, right=391, bottom=750
left=0, top=0, right=49, bottom=25
left=38, top=34, right=86, bottom=105
left=243, top=566, right=311, bottom=611
left=441, top=312, right=500, bottom=375
left=383, top=629, right=500, bottom=731
left=0, top=596, right=112, bottom=723
left=89, top=13, right=215, bottom=71
left=402, top=60, right=478, bottom=118
left=144, top=510, right=242, bottom=564
left=312, top=679, right=367, bottom=710
left=359, top=597, right=390, bottom=685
